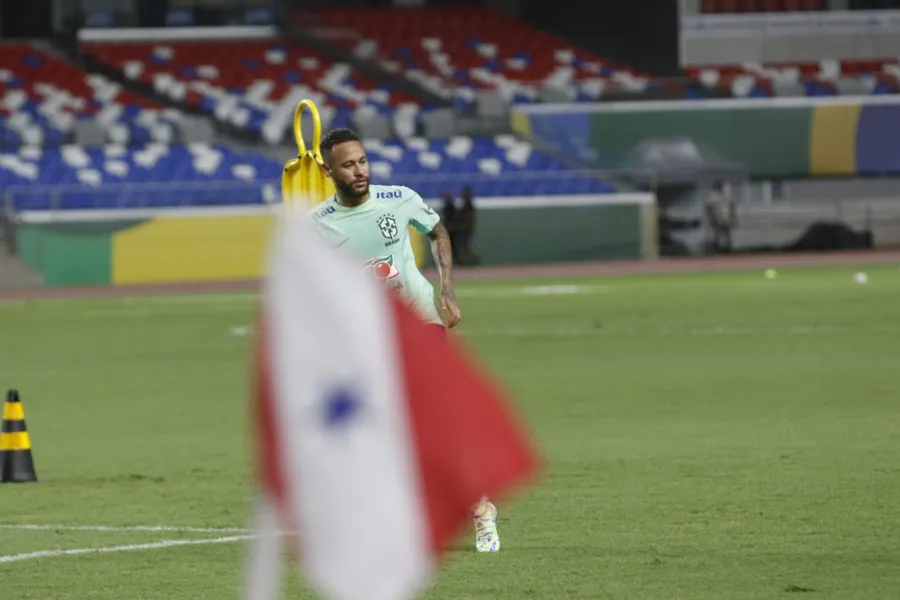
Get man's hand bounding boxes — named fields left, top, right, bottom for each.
left=428, top=222, right=461, bottom=328
left=440, top=283, right=461, bottom=328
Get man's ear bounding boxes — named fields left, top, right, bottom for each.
left=320, top=162, right=332, bottom=179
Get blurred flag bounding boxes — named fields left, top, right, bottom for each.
left=244, top=210, right=540, bottom=600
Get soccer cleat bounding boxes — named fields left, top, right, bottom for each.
left=472, top=497, right=500, bottom=552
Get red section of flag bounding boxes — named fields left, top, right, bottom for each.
left=253, top=310, right=289, bottom=515
left=392, top=295, right=541, bottom=556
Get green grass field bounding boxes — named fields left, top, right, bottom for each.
left=1, top=264, right=899, bottom=599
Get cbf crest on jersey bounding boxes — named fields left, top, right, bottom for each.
left=377, top=213, right=400, bottom=246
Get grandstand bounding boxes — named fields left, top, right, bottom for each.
left=1, top=16, right=617, bottom=212
left=316, top=6, right=652, bottom=104
left=1, top=0, right=899, bottom=282
left=700, top=0, right=824, bottom=11
left=1, top=136, right=612, bottom=210
left=79, top=37, right=420, bottom=138
left=0, top=42, right=167, bottom=150
left=685, top=59, right=900, bottom=98
left=683, top=0, right=900, bottom=96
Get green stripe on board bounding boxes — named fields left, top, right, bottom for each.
left=733, top=107, right=810, bottom=178
left=588, top=106, right=811, bottom=178
left=16, top=225, right=113, bottom=286
left=423, top=203, right=644, bottom=267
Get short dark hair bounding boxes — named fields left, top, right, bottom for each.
left=320, top=128, right=361, bottom=161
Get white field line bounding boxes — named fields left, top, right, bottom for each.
left=119, top=293, right=258, bottom=305
left=78, top=304, right=253, bottom=318
left=456, top=324, right=858, bottom=337
left=80, top=285, right=602, bottom=314
left=0, top=293, right=258, bottom=311
left=0, top=523, right=250, bottom=534
left=457, top=284, right=602, bottom=298
left=35, top=285, right=606, bottom=320
left=0, top=285, right=604, bottom=313
left=0, top=534, right=256, bottom=563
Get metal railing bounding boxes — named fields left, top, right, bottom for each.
left=1, top=169, right=638, bottom=212
left=3, top=179, right=276, bottom=213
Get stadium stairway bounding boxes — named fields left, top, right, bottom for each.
left=0, top=225, right=42, bottom=290
left=0, top=253, right=43, bottom=291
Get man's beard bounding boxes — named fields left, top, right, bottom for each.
left=335, top=177, right=369, bottom=199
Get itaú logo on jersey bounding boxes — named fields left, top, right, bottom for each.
left=363, top=254, right=400, bottom=282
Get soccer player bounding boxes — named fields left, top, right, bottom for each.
left=308, top=128, right=502, bottom=553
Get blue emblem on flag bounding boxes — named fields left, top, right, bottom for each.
left=322, top=387, right=361, bottom=428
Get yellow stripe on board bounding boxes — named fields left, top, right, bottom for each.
left=2, top=403, right=24, bottom=421
left=0, top=432, right=31, bottom=451
left=810, top=104, right=861, bottom=176
left=111, top=215, right=274, bottom=285
left=640, top=203, right=659, bottom=260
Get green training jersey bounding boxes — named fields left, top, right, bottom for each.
left=309, top=184, right=443, bottom=325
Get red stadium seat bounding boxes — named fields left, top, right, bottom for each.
left=80, top=38, right=399, bottom=111
left=686, top=59, right=900, bottom=97
left=702, top=0, right=822, bottom=11
left=318, top=6, right=649, bottom=100
left=0, top=42, right=166, bottom=147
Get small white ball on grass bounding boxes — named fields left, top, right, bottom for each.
left=764, top=269, right=777, bottom=279
left=854, top=272, right=868, bottom=285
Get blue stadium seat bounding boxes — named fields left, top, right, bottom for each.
left=1, top=136, right=614, bottom=210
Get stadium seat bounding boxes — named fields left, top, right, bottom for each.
left=701, top=0, right=823, bottom=12
left=0, top=42, right=169, bottom=151
left=685, top=60, right=900, bottom=97
left=80, top=38, right=420, bottom=144
left=318, top=7, right=650, bottom=105
left=0, top=136, right=614, bottom=210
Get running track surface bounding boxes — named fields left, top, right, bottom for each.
left=1, top=249, right=898, bottom=301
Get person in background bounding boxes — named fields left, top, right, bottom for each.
left=457, top=186, right=479, bottom=266
left=440, top=190, right=460, bottom=265
left=705, top=180, right=737, bottom=254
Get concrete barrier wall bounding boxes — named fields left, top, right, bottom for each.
left=15, top=195, right=657, bottom=287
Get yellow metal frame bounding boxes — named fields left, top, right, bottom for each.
left=281, top=99, right=335, bottom=208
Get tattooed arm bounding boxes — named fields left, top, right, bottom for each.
left=428, top=222, right=461, bottom=328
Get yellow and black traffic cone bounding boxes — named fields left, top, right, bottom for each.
left=1, top=390, right=37, bottom=483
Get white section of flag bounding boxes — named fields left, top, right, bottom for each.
left=243, top=494, right=282, bottom=600
left=248, top=210, right=433, bottom=600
